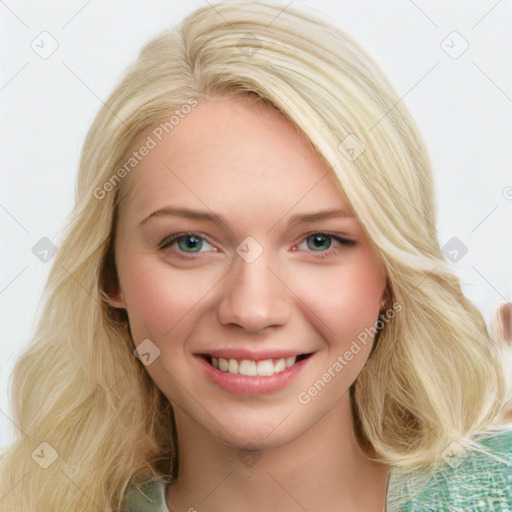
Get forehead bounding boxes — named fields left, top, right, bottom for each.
left=117, top=96, right=350, bottom=224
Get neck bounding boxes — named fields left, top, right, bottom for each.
left=166, top=394, right=389, bottom=512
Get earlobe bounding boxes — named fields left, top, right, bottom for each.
left=100, top=288, right=126, bottom=309
left=380, top=282, right=391, bottom=312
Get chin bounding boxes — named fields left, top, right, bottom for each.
left=210, top=415, right=306, bottom=452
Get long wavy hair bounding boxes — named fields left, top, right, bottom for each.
left=1, top=2, right=510, bottom=510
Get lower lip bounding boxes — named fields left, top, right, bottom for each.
left=195, top=355, right=313, bottom=396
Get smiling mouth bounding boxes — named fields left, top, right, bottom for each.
left=199, top=353, right=313, bottom=377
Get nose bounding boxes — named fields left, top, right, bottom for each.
left=217, top=253, right=291, bottom=333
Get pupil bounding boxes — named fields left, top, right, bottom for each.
left=308, top=235, right=331, bottom=251
left=179, top=236, right=202, bottom=252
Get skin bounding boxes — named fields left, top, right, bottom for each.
left=108, top=96, right=390, bottom=511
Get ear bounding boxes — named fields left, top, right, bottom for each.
left=497, top=301, right=512, bottom=345
left=101, top=285, right=127, bottom=309
left=379, top=282, right=391, bottom=312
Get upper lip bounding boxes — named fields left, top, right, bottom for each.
left=195, top=349, right=313, bottom=361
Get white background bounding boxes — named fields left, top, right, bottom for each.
left=1, top=0, right=511, bottom=450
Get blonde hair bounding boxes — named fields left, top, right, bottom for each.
left=1, top=2, right=510, bottom=510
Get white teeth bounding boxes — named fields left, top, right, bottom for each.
left=285, top=356, right=296, bottom=368
left=274, top=358, right=286, bottom=373
left=228, top=358, right=239, bottom=374
left=256, top=359, right=275, bottom=376
left=212, top=356, right=299, bottom=376
left=239, top=359, right=257, bottom=376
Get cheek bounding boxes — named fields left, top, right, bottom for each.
left=118, top=257, right=209, bottom=340
left=294, top=255, right=385, bottom=344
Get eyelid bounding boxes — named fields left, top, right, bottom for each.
left=295, top=231, right=356, bottom=246
left=158, top=231, right=356, bottom=256
left=158, top=232, right=216, bottom=251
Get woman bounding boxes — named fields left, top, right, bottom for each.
left=1, top=2, right=510, bottom=511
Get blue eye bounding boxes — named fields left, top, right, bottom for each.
left=159, top=233, right=214, bottom=254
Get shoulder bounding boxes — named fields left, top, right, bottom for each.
left=120, top=472, right=169, bottom=512
left=386, top=429, right=512, bottom=512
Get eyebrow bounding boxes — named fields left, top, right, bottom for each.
left=139, top=206, right=355, bottom=228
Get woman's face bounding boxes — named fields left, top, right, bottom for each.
left=110, top=96, right=387, bottom=449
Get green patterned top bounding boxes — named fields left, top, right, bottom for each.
left=120, top=429, right=512, bottom=512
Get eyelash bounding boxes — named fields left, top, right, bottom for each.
left=158, top=232, right=356, bottom=259
left=299, top=233, right=356, bottom=259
